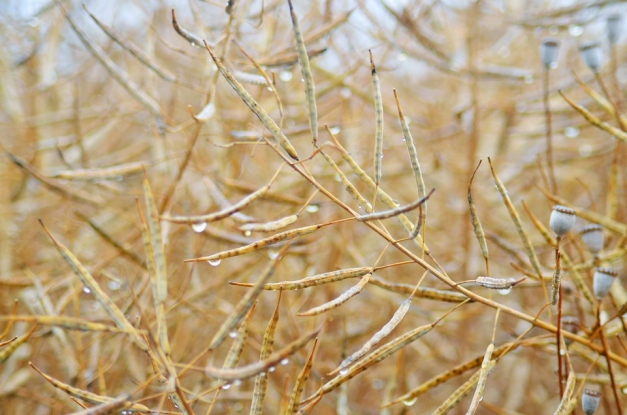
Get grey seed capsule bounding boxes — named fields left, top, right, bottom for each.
left=540, top=38, right=560, bottom=69
left=580, top=42, right=603, bottom=73
left=580, top=224, right=604, bottom=254
left=593, top=267, right=618, bottom=299
left=607, top=14, right=622, bottom=45
left=581, top=389, right=601, bottom=415
left=550, top=205, right=576, bottom=237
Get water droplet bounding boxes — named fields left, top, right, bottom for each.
left=260, top=372, right=266, bottom=377
left=559, top=348, right=566, bottom=356
left=208, top=259, right=221, bottom=266
left=334, top=174, right=341, bottom=182
left=380, top=154, right=384, bottom=159
left=108, top=281, right=121, bottom=291
left=301, top=78, right=305, bottom=82
left=229, top=331, right=237, bottom=338
left=268, top=250, right=279, bottom=260
left=233, top=379, right=242, bottom=386
left=305, top=204, right=320, bottom=213
left=269, top=366, right=276, bottom=372
left=524, top=75, right=534, bottom=84
left=550, top=62, right=559, bottom=69
left=397, top=52, right=407, bottom=62
left=190, top=42, right=196, bottom=47
left=515, top=102, right=527, bottom=113
left=564, top=126, right=580, bottom=138
left=402, top=397, right=418, bottom=407
left=266, top=87, right=272, bottom=91
left=281, top=358, right=289, bottom=365
left=83, top=287, right=91, bottom=294
left=579, top=144, right=592, bottom=157
left=221, top=383, right=231, bottom=390
left=244, top=230, right=252, bottom=237
left=279, top=71, right=293, bottom=82
left=339, top=368, right=348, bottom=375
left=192, top=222, right=207, bottom=233
left=497, top=287, right=512, bottom=295
left=329, top=126, right=341, bottom=134
left=568, top=25, right=584, bottom=37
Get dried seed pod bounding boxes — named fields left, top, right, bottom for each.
left=475, top=276, right=525, bottom=290
left=593, top=267, right=618, bottom=299
left=550, top=205, right=576, bottom=237
left=540, top=38, right=559, bottom=69
left=580, top=42, right=603, bottom=73
left=581, top=389, right=601, bottom=415
left=607, top=14, right=622, bottom=45
left=580, top=224, right=604, bottom=254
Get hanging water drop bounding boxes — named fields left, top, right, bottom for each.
left=497, top=287, right=512, bottom=295
left=83, top=286, right=91, bottom=294
left=279, top=71, right=293, bottom=82
left=208, top=259, right=221, bottom=266
left=268, top=366, right=276, bottom=372
left=192, top=222, right=207, bottom=233
left=221, top=383, right=231, bottom=390
left=244, top=230, right=252, bottom=237
left=229, top=331, right=237, bottom=338
left=339, top=368, right=348, bottom=375
left=280, top=358, right=289, bottom=365
left=305, top=204, right=320, bottom=213
left=402, top=397, right=418, bottom=407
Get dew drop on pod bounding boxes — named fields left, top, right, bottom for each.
left=593, top=267, right=618, bottom=299
left=579, top=224, right=604, bottom=254
left=549, top=205, right=576, bottom=237
left=581, top=389, right=601, bottom=415
left=540, top=37, right=559, bottom=69
left=607, top=14, right=622, bottom=45
left=580, top=41, right=603, bottom=73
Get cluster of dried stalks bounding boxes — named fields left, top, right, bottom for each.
left=2, top=0, right=627, bottom=414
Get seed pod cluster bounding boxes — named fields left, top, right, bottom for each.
left=581, top=389, right=601, bottom=415
left=607, top=14, right=622, bottom=45
left=580, top=42, right=603, bottom=73
left=549, top=205, right=576, bottom=237
left=580, top=224, right=604, bottom=254
left=540, top=38, right=559, bottom=69
left=593, top=267, right=618, bottom=299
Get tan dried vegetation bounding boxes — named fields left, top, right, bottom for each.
left=2, top=0, right=627, bottom=414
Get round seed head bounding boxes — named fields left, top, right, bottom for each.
left=580, top=42, right=603, bottom=73
left=580, top=224, right=604, bottom=254
left=582, top=389, right=601, bottom=415
left=593, top=267, right=618, bottom=299
left=607, top=14, right=622, bottom=45
left=540, top=37, right=560, bottom=69
left=550, top=205, right=576, bottom=237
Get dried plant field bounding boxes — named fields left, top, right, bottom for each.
left=3, top=0, right=627, bottom=414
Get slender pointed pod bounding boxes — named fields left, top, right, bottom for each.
left=287, top=0, right=318, bottom=146
left=205, top=326, right=321, bottom=381
left=488, top=158, right=544, bottom=286
left=171, top=9, right=204, bottom=47
left=162, top=166, right=282, bottom=224
left=297, top=273, right=371, bottom=316
left=250, top=292, right=283, bottom=415
left=468, top=161, right=489, bottom=274
left=394, top=90, right=427, bottom=215
left=185, top=224, right=321, bottom=263
left=286, top=339, right=318, bottom=414
left=239, top=215, right=299, bottom=233
left=370, top=50, right=384, bottom=187
left=204, top=41, right=299, bottom=160
left=221, top=303, right=257, bottom=370
left=39, top=221, right=147, bottom=351
left=432, top=362, right=496, bottom=415
left=29, top=363, right=149, bottom=412
left=356, top=189, right=434, bottom=222
left=230, top=267, right=372, bottom=291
